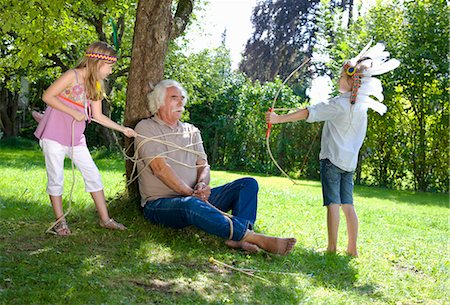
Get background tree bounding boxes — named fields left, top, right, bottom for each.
left=314, top=0, right=449, bottom=192
left=0, top=0, right=137, bottom=146
left=0, top=0, right=447, bottom=193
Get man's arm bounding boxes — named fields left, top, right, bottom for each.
left=195, top=159, right=210, bottom=186
left=193, top=159, right=211, bottom=202
left=149, top=157, right=194, bottom=196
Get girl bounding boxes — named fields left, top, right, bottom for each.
left=266, top=41, right=399, bottom=256
left=35, top=41, right=136, bottom=236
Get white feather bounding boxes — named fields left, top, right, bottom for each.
left=365, top=59, right=401, bottom=76
left=359, top=78, right=383, bottom=101
left=357, top=96, right=388, bottom=115
left=343, top=40, right=400, bottom=115
left=361, top=42, right=386, bottom=60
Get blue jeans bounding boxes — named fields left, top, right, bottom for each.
left=143, top=177, right=258, bottom=241
left=320, top=159, right=354, bottom=206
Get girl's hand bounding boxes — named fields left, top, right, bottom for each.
left=122, top=127, right=137, bottom=138
left=73, top=112, right=86, bottom=122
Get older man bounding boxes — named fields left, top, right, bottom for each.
left=134, top=79, right=296, bottom=255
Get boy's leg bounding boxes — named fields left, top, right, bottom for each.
left=340, top=169, right=357, bottom=256
left=342, top=204, right=358, bottom=256
left=327, top=204, right=340, bottom=252
left=320, top=159, right=342, bottom=253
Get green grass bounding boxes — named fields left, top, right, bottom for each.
left=0, top=139, right=448, bottom=304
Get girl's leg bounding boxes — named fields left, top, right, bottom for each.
left=41, top=139, right=70, bottom=235
left=50, top=195, right=64, bottom=219
left=327, top=204, right=340, bottom=253
left=342, top=204, right=358, bottom=256
left=71, top=146, right=125, bottom=230
left=90, top=189, right=110, bottom=223
left=90, top=190, right=126, bottom=230
left=49, top=195, right=70, bottom=236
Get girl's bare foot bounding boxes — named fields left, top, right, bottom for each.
left=242, top=231, right=296, bottom=255
left=225, top=240, right=260, bottom=253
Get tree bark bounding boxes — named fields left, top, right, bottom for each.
left=0, top=85, right=19, bottom=138
left=124, top=0, right=193, bottom=196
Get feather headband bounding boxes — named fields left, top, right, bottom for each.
left=343, top=40, right=400, bottom=114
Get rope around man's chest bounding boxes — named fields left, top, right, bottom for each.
left=125, top=128, right=236, bottom=240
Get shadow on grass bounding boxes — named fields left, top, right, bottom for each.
left=354, top=185, right=448, bottom=208
left=0, top=194, right=386, bottom=304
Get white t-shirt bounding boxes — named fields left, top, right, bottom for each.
left=306, top=93, right=368, bottom=172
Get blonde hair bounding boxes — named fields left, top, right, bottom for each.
left=76, top=41, right=116, bottom=101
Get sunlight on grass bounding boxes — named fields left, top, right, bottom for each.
left=136, top=242, right=174, bottom=264
left=82, top=255, right=107, bottom=276
left=1, top=142, right=448, bottom=304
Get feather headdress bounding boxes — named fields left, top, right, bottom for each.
left=343, top=40, right=400, bottom=115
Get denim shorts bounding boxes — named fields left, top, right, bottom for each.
left=320, top=159, right=354, bottom=206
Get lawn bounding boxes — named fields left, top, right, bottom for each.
left=0, top=139, right=448, bottom=304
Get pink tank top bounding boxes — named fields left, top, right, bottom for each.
left=34, top=69, right=92, bottom=147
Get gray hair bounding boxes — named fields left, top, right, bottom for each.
left=147, top=79, right=188, bottom=115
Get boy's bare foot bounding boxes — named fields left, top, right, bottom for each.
left=242, top=231, right=296, bottom=255
left=327, top=247, right=337, bottom=253
left=225, top=240, right=260, bottom=253
left=317, top=247, right=336, bottom=254
left=346, top=249, right=358, bottom=257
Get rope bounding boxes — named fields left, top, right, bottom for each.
left=117, top=124, right=235, bottom=239
left=209, top=257, right=271, bottom=283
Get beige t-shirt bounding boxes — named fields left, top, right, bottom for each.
left=134, top=116, right=207, bottom=206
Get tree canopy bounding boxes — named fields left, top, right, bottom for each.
left=0, top=0, right=447, bottom=192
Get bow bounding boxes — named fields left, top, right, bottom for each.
left=266, top=57, right=311, bottom=184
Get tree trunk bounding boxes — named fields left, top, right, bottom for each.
left=97, top=99, right=120, bottom=150
left=124, top=0, right=193, bottom=196
left=0, top=85, right=19, bottom=138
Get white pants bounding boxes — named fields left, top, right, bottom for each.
left=40, top=139, right=103, bottom=196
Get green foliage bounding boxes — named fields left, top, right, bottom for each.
left=314, top=0, right=449, bottom=192
left=0, top=143, right=448, bottom=304
left=1, top=0, right=447, bottom=192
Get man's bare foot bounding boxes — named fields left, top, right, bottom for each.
left=242, top=231, right=296, bottom=255
left=225, top=240, right=260, bottom=253
left=32, top=111, right=44, bottom=123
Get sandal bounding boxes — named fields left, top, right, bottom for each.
left=51, top=219, right=71, bottom=236
left=99, top=218, right=126, bottom=231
